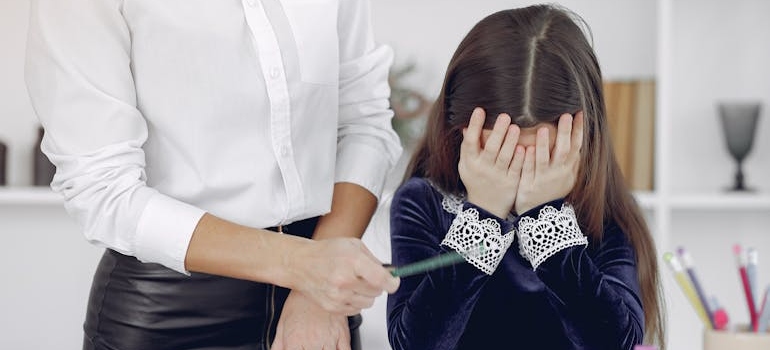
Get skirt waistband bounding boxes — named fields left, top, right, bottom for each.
left=266, top=216, right=320, bottom=238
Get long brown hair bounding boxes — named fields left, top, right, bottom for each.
left=404, top=4, right=665, bottom=348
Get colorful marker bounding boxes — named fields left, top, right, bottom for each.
left=734, top=244, right=758, bottom=332
left=664, top=252, right=712, bottom=329
left=677, top=247, right=714, bottom=328
left=758, top=286, right=770, bottom=333
left=747, top=247, right=758, bottom=306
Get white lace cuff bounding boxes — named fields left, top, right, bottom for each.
left=441, top=207, right=515, bottom=275
left=517, top=203, right=588, bottom=270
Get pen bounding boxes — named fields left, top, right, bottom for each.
left=747, top=247, right=758, bottom=307
left=663, top=252, right=712, bottom=329
left=677, top=247, right=714, bottom=329
left=758, top=286, right=770, bottom=333
left=734, top=244, right=758, bottom=332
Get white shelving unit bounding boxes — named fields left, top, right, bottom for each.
left=668, top=194, right=770, bottom=210
left=654, top=1, right=770, bottom=349
left=0, top=187, right=60, bottom=205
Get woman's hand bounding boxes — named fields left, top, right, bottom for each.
left=290, top=237, right=399, bottom=316
left=459, top=107, right=526, bottom=218
left=514, top=112, right=584, bottom=215
left=272, top=291, right=351, bottom=350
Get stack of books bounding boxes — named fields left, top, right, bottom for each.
left=603, top=79, right=656, bottom=191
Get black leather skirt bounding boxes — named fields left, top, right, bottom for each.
left=82, top=217, right=362, bottom=350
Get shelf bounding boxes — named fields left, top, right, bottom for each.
left=668, top=193, right=770, bottom=210
left=0, top=187, right=61, bottom=205
left=632, top=191, right=657, bottom=210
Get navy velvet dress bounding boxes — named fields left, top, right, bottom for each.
left=387, top=177, right=645, bottom=350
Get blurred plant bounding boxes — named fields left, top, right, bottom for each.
left=389, top=62, right=432, bottom=146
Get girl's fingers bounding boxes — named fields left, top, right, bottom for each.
left=496, top=124, right=520, bottom=170
left=553, top=113, right=573, bottom=161
left=520, top=145, right=536, bottom=184
left=535, top=127, right=550, bottom=170
left=572, top=156, right=580, bottom=174
left=461, top=107, right=486, bottom=156
left=571, top=111, right=585, bottom=155
left=481, top=114, right=512, bottom=163
left=508, top=144, right=526, bottom=177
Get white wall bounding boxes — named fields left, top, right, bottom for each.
left=370, top=0, right=657, bottom=99
left=668, top=0, right=770, bottom=194
left=0, top=0, right=38, bottom=187
left=0, top=205, right=102, bottom=349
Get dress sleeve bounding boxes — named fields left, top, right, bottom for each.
left=25, top=0, right=204, bottom=273
left=514, top=199, right=645, bottom=349
left=334, top=0, right=402, bottom=199
left=386, top=178, right=514, bottom=350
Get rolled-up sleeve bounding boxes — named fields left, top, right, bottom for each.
left=24, top=0, right=204, bottom=273
left=334, top=0, right=403, bottom=199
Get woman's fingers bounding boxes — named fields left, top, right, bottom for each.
left=352, top=256, right=394, bottom=298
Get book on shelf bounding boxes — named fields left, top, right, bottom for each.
left=603, top=79, right=656, bottom=192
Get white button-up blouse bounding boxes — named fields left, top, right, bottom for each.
left=24, top=0, right=402, bottom=273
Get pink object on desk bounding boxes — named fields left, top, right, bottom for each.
left=713, top=307, right=730, bottom=331
left=634, top=346, right=658, bottom=350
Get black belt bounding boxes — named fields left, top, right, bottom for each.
left=266, top=216, right=320, bottom=239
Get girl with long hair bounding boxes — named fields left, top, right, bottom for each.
left=387, top=4, right=665, bottom=349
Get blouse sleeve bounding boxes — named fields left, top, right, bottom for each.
left=514, top=199, right=645, bottom=349
left=386, top=178, right=514, bottom=350
left=334, top=0, right=402, bottom=199
left=25, top=0, right=204, bottom=273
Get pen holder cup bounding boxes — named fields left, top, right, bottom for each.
left=703, top=325, right=770, bottom=350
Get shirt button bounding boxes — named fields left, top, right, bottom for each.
left=246, top=0, right=256, bottom=7
left=270, top=67, right=281, bottom=79
left=280, top=146, right=290, bottom=157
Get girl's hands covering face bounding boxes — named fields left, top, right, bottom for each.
left=459, top=107, right=526, bottom=218
left=514, top=112, right=584, bottom=215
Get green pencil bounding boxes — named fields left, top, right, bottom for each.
left=390, top=251, right=465, bottom=277
left=390, top=245, right=485, bottom=277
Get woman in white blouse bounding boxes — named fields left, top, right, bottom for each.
left=24, top=0, right=402, bottom=349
